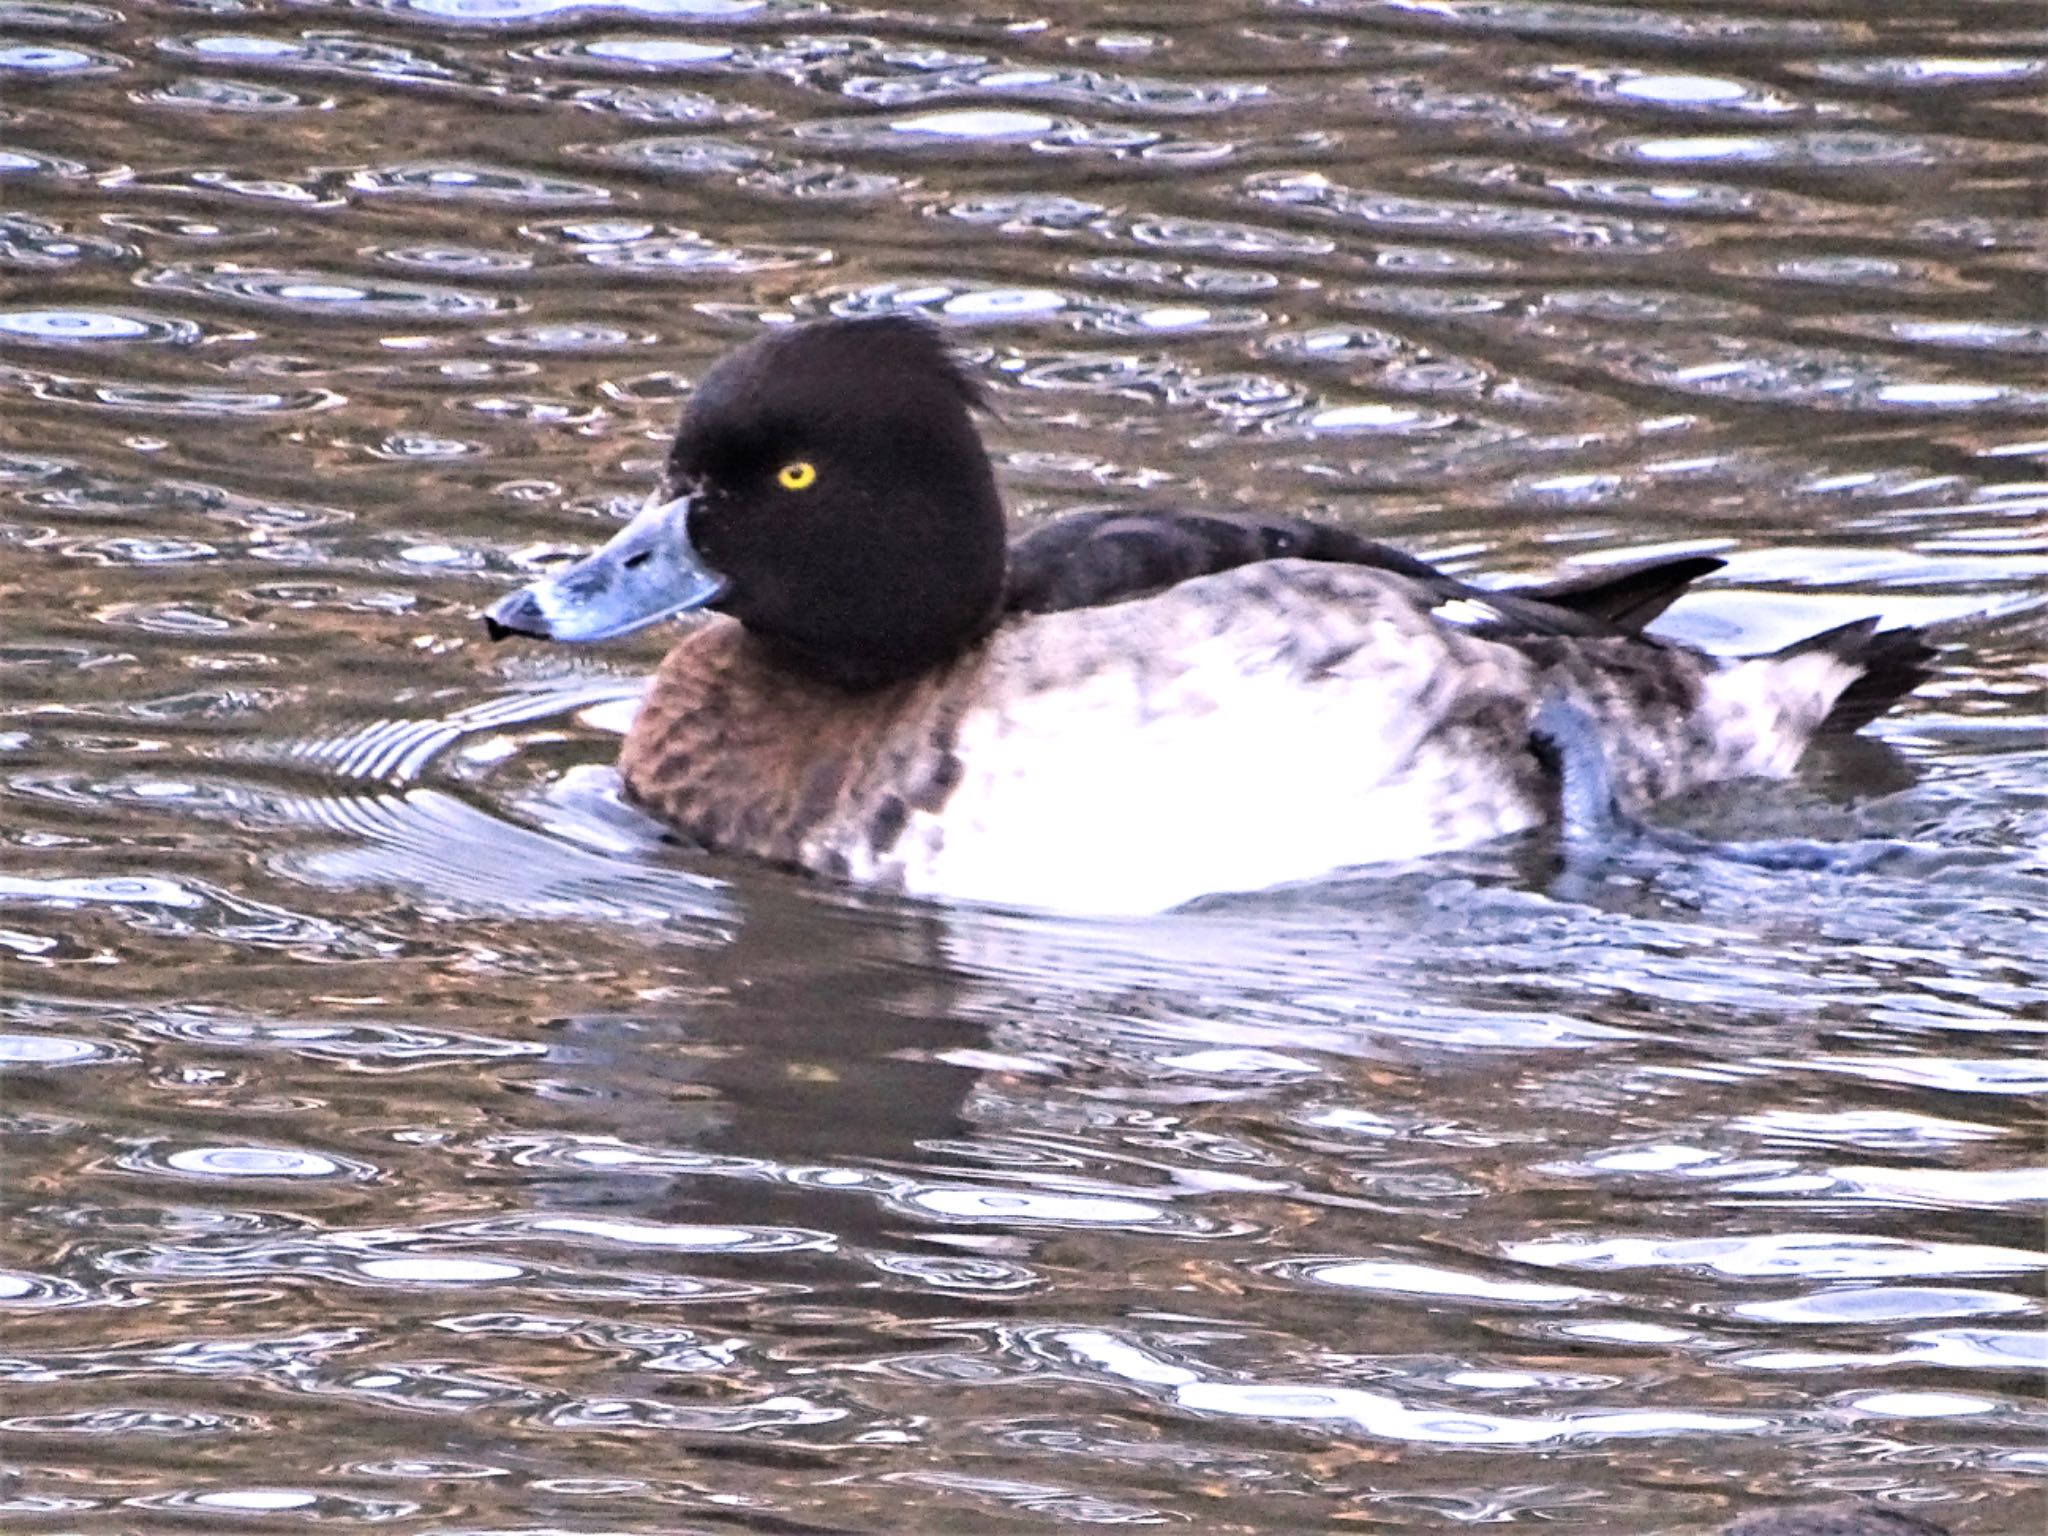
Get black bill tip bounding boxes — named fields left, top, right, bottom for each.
left=482, top=588, right=549, bottom=643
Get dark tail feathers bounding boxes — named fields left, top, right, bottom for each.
left=1517, top=554, right=1727, bottom=634
left=1776, top=618, right=1937, bottom=734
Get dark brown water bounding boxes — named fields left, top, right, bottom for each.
left=2, top=0, right=2044, bottom=1531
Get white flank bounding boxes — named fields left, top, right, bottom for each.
left=791, top=562, right=1888, bottom=917
left=869, top=565, right=1541, bottom=914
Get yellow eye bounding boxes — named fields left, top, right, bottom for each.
left=776, top=460, right=818, bottom=492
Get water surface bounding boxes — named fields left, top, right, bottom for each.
left=2, top=0, right=2045, bottom=1530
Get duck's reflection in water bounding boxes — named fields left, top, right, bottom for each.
left=532, top=881, right=997, bottom=1245
left=513, top=857, right=1645, bottom=1247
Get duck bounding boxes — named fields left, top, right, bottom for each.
left=484, top=316, right=1934, bottom=915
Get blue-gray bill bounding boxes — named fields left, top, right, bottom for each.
left=484, top=492, right=726, bottom=643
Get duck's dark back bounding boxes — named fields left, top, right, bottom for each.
left=1003, top=508, right=1724, bottom=640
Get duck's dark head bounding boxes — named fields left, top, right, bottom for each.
left=484, top=316, right=1006, bottom=690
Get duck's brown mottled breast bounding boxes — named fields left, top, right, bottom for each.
left=618, top=618, right=974, bottom=883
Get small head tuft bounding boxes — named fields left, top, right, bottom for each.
left=742, top=315, right=984, bottom=411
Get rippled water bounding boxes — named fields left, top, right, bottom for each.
left=3, top=0, right=2045, bottom=1530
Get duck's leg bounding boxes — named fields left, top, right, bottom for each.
left=1528, top=691, right=1906, bottom=874
left=1529, top=690, right=1634, bottom=844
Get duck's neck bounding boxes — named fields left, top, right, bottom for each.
left=740, top=584, right=1007, bottom=694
